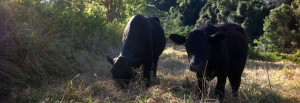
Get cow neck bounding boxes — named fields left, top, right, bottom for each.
left=118, top=54, right=150, bottom=68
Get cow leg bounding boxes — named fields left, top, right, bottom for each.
left=142, top=61, right=152, bottom=87
left=228, top=72, right=242, bottom=97
left=215, top=76, right=226, bottom=101
left=132, top=68, right=137, bottom=80
left=151, top=57, right=159, bottom=78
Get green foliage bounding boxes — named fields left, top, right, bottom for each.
left=249, top=40, right=300, bottom=64
left=250, top=36, right=300, bottom=63
left=177, top=0, right=207, bottom=26
left=196, top=3, right=218, bottom=26
left=255, top=35, right=277, bottom=52
left=140, top=5, right=195, bottom=36
left=0, top=0, right=125, bottom=98
left=146, top=0, right=178, bottom=11
left=285, top=50, right=300, bottom=64
left=196, top=0, right=270, bottom=41
left=160, top=9, right=183, bottom=35
left=196, top=0, right=237, bottom=27
left=161, top=10, right=194, bottom=36
left=1, top=0, right=300, bottom=102
left=141, top=5, right=165, bottom=17
left=121, top=0, right=147, bottom=22
left=97, top=0, right=146, bottom=23
left=263, top=3, right=300, bottom=53
left=240, top=0, right=270, bottom=40
left=248, top=46, right=282, bottom=62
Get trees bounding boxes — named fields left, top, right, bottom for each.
left=177, top=0, right=207, bottom=26
left=239, top=0, right=270, bottom=40
left=196, top=0, right=237, bottom=27
left=100, top=0, right=123, bottom=22
left=196, top=0, right=270, bottom=41
left=196, top=3, right=218, bottom=26
left=291, top=0, right=300, bottom=49
left=98, top=0, right=146, bottom=22
left=263, top=1, right=300, bottom=52
left=142, top=0, right=300, bottom=53
left=146, top=0, right=178, bottom=11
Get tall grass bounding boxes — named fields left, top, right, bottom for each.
left=1, top=1, right=299, bottom=102
left=7, top=45, right=298, bottom=102
left=0, top=0, right=123, bottom=101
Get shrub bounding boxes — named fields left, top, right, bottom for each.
left=286, top=50, right=300, bottom=64
left=0, top=0, right=123, bottom=100
left=248, top=46, right=281, bottom=62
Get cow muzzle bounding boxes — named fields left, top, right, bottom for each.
left=189, top=63, right=203, bottom=73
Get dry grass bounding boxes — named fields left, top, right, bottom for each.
left=6, top=44, right=300, bottom=103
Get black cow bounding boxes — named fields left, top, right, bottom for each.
left=169, top=23, right=248, bottom=101
left=106, top=15, right=166, bottom=87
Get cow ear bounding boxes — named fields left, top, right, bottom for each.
left=209, top=32, right=226, bottom=44
left=106, top=54, right=114, bottom=65
left=169, top=34, right=186, bottom=45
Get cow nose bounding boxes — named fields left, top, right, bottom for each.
left=190, top=63, right=201, bottom=69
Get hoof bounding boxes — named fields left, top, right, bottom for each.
left=150, top=76, right=160, bottom=85
left=232, top=91, right=238, bottom=97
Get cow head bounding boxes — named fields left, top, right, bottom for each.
left=106, top=54, right=134, bottom=86
left=169, top=30, right=225, bottom=73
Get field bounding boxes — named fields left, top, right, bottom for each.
left=9, top=44, right=300, bottom=103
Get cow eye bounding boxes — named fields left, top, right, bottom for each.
left=186, top=45, right=194, bottom=51
left=188, top=51, right=192, bottom=55
left=185, top=46, right=190, bottom=51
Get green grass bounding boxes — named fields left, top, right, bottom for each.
left=248, top=46, right=300, bottom=64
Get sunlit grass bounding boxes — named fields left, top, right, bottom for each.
left=7, top=45, right=300, bottom=103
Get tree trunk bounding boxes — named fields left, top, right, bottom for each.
left=105, top=0, right=120, bottom=22
left=116, top=0, right=122, bottom=22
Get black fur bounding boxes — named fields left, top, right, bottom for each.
left=169, top=23, right=248, bottom=101
left=106, top=15, right=166, bottom=87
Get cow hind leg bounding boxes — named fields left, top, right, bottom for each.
left=149, top=57, right=160, bottom=85
left=151, top=57, right=159, bottom=78
left=215, top=76, right=226, bottom=101
left=228, top=72, right=242, bottom=97
left=142, top=61, right=152, bottom=87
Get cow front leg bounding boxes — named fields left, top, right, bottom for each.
left=142, top=61, right=152, bottom=87
left=215, top=76, right=226, bottom=102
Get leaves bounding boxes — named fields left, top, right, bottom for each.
left=253, top=39, right=260, bottom=44
left=263, top=3, right=299, bottom=53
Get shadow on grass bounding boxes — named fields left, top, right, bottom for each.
left=158, top=75, right=243, bottom=103
left=246, top=59, right=299, bottom=70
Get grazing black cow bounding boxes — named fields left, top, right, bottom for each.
left=169, top=23, right=248, bottom=101
left=106, top=15, right=166, bottom=87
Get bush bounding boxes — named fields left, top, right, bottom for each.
left=285, top=50, right=300, bottom=64
left=249, top=45, right=300, bottom=64
left=248, top=46, right=282, bottom=62
left=0, top=0, right=123, bottom=99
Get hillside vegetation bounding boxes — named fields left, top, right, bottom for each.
left=0, top=0, right=299, bottom=102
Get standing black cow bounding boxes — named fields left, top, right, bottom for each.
left=169, top=23, right=248, bottom=101
left=106, top=15, right=166, bottom=87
